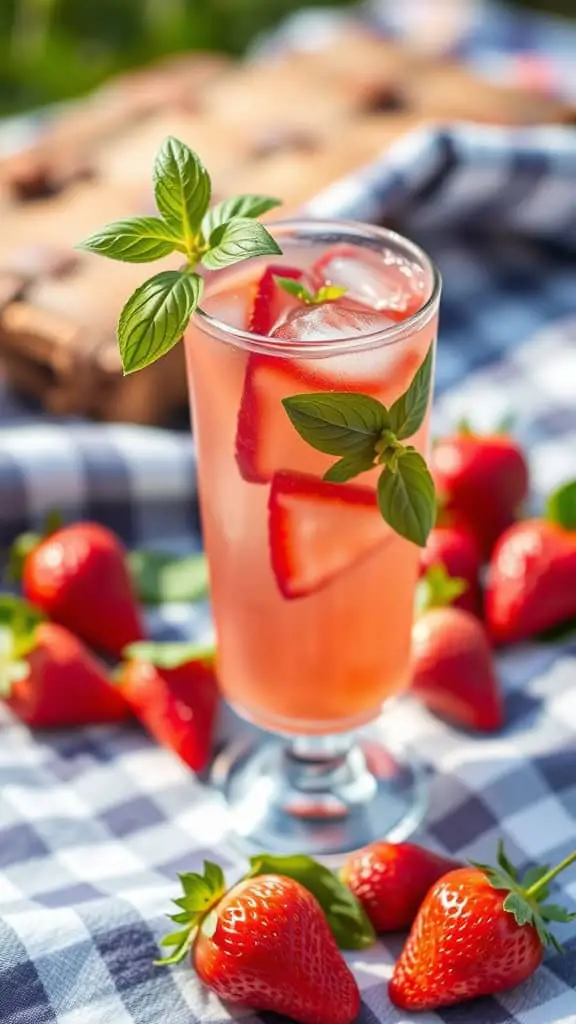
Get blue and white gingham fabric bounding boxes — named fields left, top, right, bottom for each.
left=2, top=5, right=576, bottom=1024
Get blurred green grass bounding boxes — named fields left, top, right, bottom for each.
left=0, top=0, right=572, bottom=117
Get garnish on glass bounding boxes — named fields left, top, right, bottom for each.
left=78, top=137, right=436, bottom=547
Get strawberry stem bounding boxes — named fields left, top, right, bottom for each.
left=526, top=851, right=576, bottom=898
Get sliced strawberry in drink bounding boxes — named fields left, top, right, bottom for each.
left=235, top=356, right=329, bottom=483
left=247, top=264, right=303, bottom=335
left=312, top=244, right=426, bottom=322
left=268, top=471, right=390, bottom=599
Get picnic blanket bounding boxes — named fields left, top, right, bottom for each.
left=1, top=3, right=576, bottom=1023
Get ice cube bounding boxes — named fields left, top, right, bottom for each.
left=312, top=244, right=426, bottom=319
left=272, top=302, right=423, bottom=396
left=271, top=302, right=395, bottom=343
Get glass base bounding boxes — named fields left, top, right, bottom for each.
left=211, top=731, right=427, bottom=858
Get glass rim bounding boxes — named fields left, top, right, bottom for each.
left=194, top=218, right=442, bottom=358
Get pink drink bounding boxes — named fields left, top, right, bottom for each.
left=184, top=224, right=439, bottom=735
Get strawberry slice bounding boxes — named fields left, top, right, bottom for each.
left=269, top=471, right=390, bottom=599
left=247, top=264, right=303, bottom=335
left=235, top=357, right=328, bottom=483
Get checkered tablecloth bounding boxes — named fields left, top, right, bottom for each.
left=2, top=4, right=576, bottom=1023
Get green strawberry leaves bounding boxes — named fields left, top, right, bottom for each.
left=248, top=853, right=376, bottom=950
left=274, top=275, right=347, bottom=305
left=546, top=480, right=576, bottom=531
left=155, top=861, right=226, bottom=966
left=283, top=345, right=436, bottom=547
left=128, top=550, right=209, bottom=605
left=415, top=564, right=468, bottom=615
left=77, top=137, right=281, bottom=373
left=123, top=640, right=215, bottom=670
left=0, top=596, right=44, bottom=696
left=472, top=841, right=576, bottom=954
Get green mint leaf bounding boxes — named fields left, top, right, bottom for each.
left=128, top=550, right=209, bottom=605
left=122, top=640, right=215, bottom=669
left=202, top=218, right=281, bottom=270
left=283, top=393, right=389, bottom=459
left=77, top=217, right=182, bottom=263
left=503, top=892, right=533, bottom=927
left=377, top=448, right=435, bottom=546
left=118, top=270, right=202, bottom=374
left=545, top=480, right=576, bottom=531
left=313, top=285, right=348, bottom=304
left=323, top=451, right=376, bottom=484
left=153, top=137, right=211, bottom=244
left=388, top=343, right=434, bottom=440
left=274, top=276, right=314, bottom=303
left=202, top=194, right=281, bottom=238
left=248, top=854, right=375, bottom=950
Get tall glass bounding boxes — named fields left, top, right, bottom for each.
left=184, top=220, right=441, bottom=855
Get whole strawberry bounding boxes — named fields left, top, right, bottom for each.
left=420, top=524, right=482, bottom=616
left=486, top=481, right=576, bottom=644
left=156, top=862, right=361, bottom=1024
left=0, top=596, right=129, bottom=728
left=121, top=641, right=219, bottom=772
left=19, top=521, right=144, bottom=657
left=431, top=424, right=528, bottom=558
left=390, top=842, right=576, bottom=1011
left=412, top=567, right=503, bottom=731
left=341, top=842, right=458, bottom=932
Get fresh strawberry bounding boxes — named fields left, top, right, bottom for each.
left=486, top=484, right=576, bottom=644
left=389, top=842, right=576, bottom=1011
left=247, top=264, right=303, bottom=334
left=0, top=596, right=128, bottom=728
left=341, top=842, right=458, bottom=932
left=268, top=471, right=389, bottom=599
left=19, top=521, right=144, bottom=657
left=156, top=862, right=361, bottom=1024
left=412, top=570, right=503, bottom=731
left=420, top=524, right=482, bottom=616
left=121, top=641, right=218, bottom=772
left=431, top=425, right=529, bottom=558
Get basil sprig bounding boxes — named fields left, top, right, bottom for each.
left=77, top=137, right=281, bottom=373
left=283, top=344, right=436, bottom=546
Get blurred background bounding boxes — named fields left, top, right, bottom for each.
left=0, top=0, right=573, bottom=117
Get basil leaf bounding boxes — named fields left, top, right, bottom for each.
left=388, top=343, right=434, bottom=440
left=153, top=137, right=211, bottom=242
left=118, top=270, right=202, bottom=374
left=377, top=449, right=435, bottom=546
left=202, top=194, right=281, bottom=238
left=123, top=640, right=215, bottom=669
left=248, top=854, right=375, bottom=950
left=323, top=451, right=376, bottom=483
left=202, top=218, right=281, bottom=270
left=545, top=480, right=576, bottom=531
left=282, top=393, right=389, bottom=458
left=128, top=550, right=209, bottom=604
left=77, top=217, right=181, bottom=263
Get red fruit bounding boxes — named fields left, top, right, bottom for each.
left=157, top=865, right=360, bottom=1024
left=486, top=518, right=576, bottom=645
left=411, top=605, right=503, bottom=731
left=420, top=525, right=482, bottom=616
left=431, top=429, right=529, bottom=558
left=1, top=605, right=129, bottom=728
left=22, top=521, right=144, bottom=658
left=268, top=471, right=389, bottom=599
left=389, top=843, right=576, bottom=1011
left=247, top=264, right=303, bottom=335
left=121, top=642, right=218, bottom=772
left=341, top=842, right=458, bottom=932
